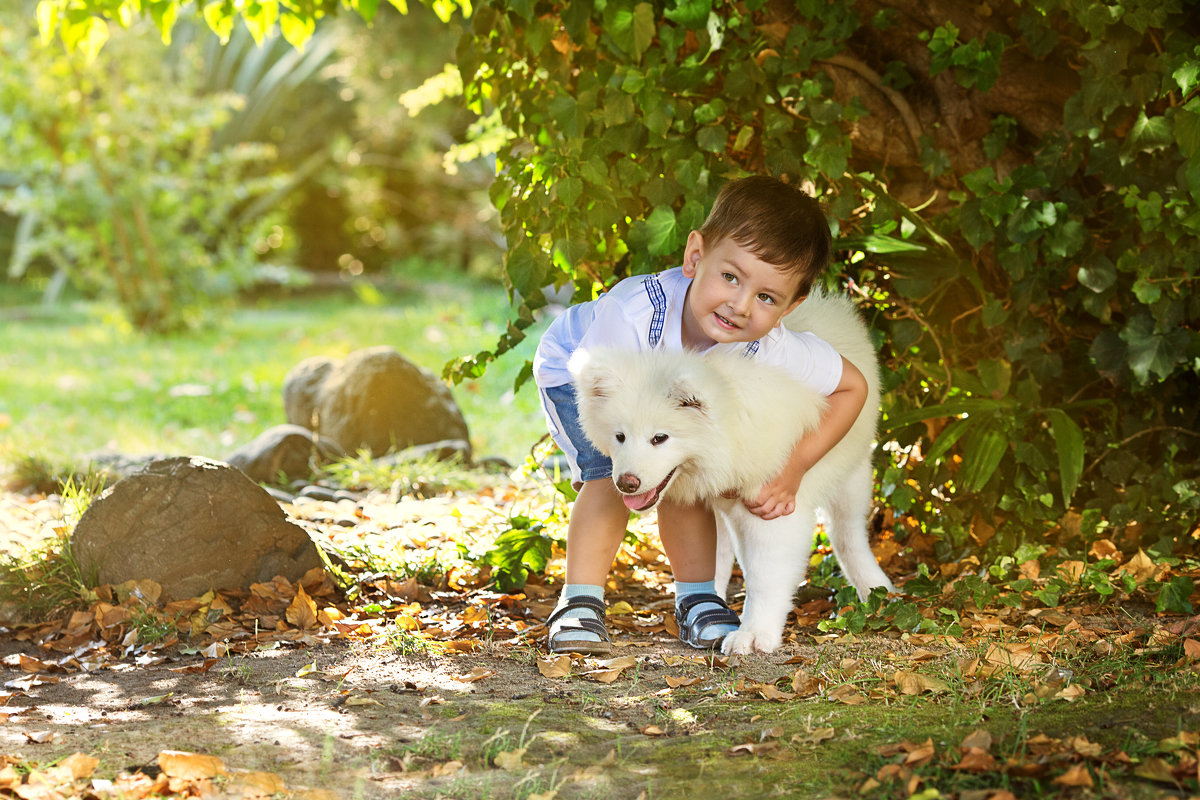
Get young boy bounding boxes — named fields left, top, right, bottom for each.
left=533, top=175, right=868, bottom=654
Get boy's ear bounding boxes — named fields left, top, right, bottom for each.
left=681, top=231, right=704, bottom=278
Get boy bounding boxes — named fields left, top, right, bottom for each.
left=533, top=175, right=868, bottom=654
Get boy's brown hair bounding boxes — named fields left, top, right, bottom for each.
left=697, top=175, right=832, bottom=300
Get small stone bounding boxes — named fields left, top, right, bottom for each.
left=298, top=485, right=339, bottom=502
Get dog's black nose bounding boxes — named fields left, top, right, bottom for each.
left=615, top=473, right=641, bottom=493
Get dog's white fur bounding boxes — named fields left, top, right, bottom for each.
left=569, top=290, right=895, bottom=654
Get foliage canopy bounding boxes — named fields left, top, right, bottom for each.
left=34, top=0, right=1200, bottom=560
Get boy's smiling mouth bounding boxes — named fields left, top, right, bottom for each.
left=713, top=312, right=740, bottom=330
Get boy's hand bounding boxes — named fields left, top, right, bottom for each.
left=744, top=470, right=802, bottom=520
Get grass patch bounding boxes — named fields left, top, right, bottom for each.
left=0, top=263, right=549, bottom=473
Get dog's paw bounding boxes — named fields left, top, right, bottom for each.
left=721, top=628, right=782, bottom=655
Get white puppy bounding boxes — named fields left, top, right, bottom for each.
left=569, top=291, right=895, bottom=654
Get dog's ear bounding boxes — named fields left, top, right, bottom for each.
left=667, top=378, right=706, bottom=413
left=568, top=348, right=619, bottom=399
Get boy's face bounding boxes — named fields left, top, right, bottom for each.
left=680, top=231, right=806, bottom=349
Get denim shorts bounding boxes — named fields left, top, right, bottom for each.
left=539, top=383, right=613, bottom=487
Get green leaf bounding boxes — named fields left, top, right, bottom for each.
left=1124, top=112, right=1172, bottom=155
left=1044, top=408, right=1084, bottom=506
left=1155, top=576, right=1195, bottom=614
left=645, top=205, right=680, bottom=255
left=664, top=0, right=711, bottom=28
left=1120, top=314, right=1189, bottom=383
left=958, top=426, right=1008, bottom=493
left=1077, top=253, right=1116, bottom=293
left=1173, top=107, right=1200, bottom=159
left=630, top=2, right=657, bottom=60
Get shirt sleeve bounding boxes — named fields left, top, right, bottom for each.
left=758, top=330, right=844, bottom=396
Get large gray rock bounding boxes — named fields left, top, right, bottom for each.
left=71, top=457, right=323, bottom=601
left=226, top=423, right=345, bottom=484
left=282, top=346, right=471, bottom=459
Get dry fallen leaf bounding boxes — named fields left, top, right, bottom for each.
left=665, top=675, right=701, bottom=688
left=537, top=655, right=571, bottom=678
left=827, top=684, right=866, bottom=705
left=455, top=667, right=495, bottom=683
left=893, top=670, right=950, bottom=696
left=730, top=741, right=778, bottom=756
left=286, top=584, right=319, bottom=630
left=157, top=750, right=229, bottom=781
left=641, top=725, right=666, bottom=736
left=1052, top=764, right=1094, bottom=788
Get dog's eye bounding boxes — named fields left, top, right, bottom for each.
left=651, top=434, right=669, bottom=446
left=615, top=432, right=625, bottom=444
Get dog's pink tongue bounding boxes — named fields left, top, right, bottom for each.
left=623, top=490, right=656, bottom=511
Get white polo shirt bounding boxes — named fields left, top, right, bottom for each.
left=533, top=267, right=843, bottom=396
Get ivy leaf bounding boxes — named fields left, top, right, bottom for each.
left=664, top=0, right=711, bottom=29
left=1120, top=315, right=1189, bottom=383
left=1156, top=576, right=1195, bottom=614
left=1124, top=112, right=1172, bottom=155
left=1172, top=106, right=1200, bottom=159
left=645, top=205, right=681, bottom=256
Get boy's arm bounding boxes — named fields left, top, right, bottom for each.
left=744, top=356, right=869, bottom=520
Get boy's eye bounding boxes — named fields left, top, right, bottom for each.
left=758, top=293, right=776, bottom=305
left=722, top=272, right=737, bottom=284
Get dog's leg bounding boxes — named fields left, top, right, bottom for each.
left=722, top=507, right=815, bottom=655
left=825, top=458, right=896, bottom=600
left=712, top=500, right=737, bottom=599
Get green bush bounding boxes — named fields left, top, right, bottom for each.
left=453, top=0, right=1200, bottom=557
left=1, top=13, right=290, bottom=331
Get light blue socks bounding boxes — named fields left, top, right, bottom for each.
left=549, top=584, right=605, bottom=644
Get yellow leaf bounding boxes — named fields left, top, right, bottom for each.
left=455, top=667, right=495, bottom=683
left=157, top=750, right=229, bottom=780
left=641, top=725, right=666, bottom=736
left=493, top=748, right=526, bottom=771
left=607, top=601, right=635, bottom=616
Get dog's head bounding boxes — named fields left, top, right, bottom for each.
left=568, top=348, right=719, bottom=512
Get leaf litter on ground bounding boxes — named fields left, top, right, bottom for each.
left=0, top=470, right=1197, bottom=797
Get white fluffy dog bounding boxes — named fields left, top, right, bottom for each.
left=569, top=291, right=895, bottom=654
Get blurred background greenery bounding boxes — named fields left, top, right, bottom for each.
left=0, top=0, right=545, bottom=469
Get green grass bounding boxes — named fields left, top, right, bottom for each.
left=0, top=264, right=550, bottom=473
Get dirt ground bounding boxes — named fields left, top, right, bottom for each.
left=1, top=489, right=1197, bottom=800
